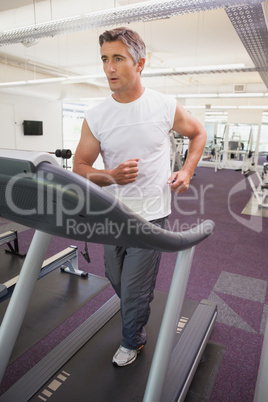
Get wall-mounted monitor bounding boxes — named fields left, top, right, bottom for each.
left=23, top=120, right=43, bottom=136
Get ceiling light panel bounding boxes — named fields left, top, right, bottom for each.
left=226, top=3, right=268, bottom=88
left=143, top=66, right=257, bottom=77
left=0, top=0, right=263, bottom=46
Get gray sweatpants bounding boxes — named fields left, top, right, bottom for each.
left=104, top=217, right=167, bottom=350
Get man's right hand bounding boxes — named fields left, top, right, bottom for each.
left=110, top=158, right=139, bottom=185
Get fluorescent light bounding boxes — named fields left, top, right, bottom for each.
left=238, top=105, right=268, bottom=109
left=206, top=111, right=228, bottom=115
left=205, top=117, right=228, bottom=121
left=0, top=80, right=27, bottom=87
left=219, top=92, right=265, bottom=98
left=176, top=93, right=267, bottom=99
left=0, top=77, right=66, bottom=87
left=66, top=65, right=248, bottom=80
left=174, top=63, right=245, bottom=73
left=176, top=105, right=268, bottom=111
left=73, top=97, right=106, bottom=102
left=143, top=64, right=252, bottom=78
left=211, top=105, right=237, bottom=109
left=66, top=74, right=105, bottom=81
left=0, top=75, right=108, bottom=89
left=186, top=106, right=206, bottom=109
left=27, top=77, right=67, bottom=84
left=144, top=68, right=175, bottom=75
left=176, top=93, right=217, bottom=98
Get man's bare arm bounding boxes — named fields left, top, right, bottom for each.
left=73, top=119, right=139, bottom=187
left=167, top=102, right=207, bottom=194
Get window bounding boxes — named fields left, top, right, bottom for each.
left=62, top=100, right=105, bottom=170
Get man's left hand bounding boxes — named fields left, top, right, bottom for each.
left=167, top=170, right=191, bottom=194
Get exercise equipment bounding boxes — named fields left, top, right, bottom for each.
left=170, top=132, right=189, bottom=172
left=244, top=163, right=268, bottom=208
left=0, top=230, right=25, bottom=257
left=55, top=148, right=72, bottom=170
left=0, top=149, right=216, bottom=401
left=0, top=245, right=87, bottom=302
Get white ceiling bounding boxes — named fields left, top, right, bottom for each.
left=0, top=0, right=43, bottom=12
left=0, top=0, right=267, bottom=107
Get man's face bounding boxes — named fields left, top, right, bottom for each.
left=101, top=40, right=141, bottom=94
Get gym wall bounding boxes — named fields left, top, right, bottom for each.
left=0, top=92, right=62, bottom=152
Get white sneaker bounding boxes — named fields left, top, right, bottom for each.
left=112, top=345, right=143, bottom=367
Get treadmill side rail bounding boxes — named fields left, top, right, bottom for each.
left=161, top=301, right=218, bottom=402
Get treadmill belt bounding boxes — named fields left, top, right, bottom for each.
left=29, top=292, right=207, bottom=402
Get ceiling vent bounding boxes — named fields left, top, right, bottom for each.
left=234, top=84, right=245, bottom=93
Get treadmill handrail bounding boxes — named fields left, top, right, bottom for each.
left=0, top=151, right=215, bottom=252
left=0, top=149, right=58, bottom=167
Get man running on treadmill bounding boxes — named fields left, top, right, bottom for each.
left=73, top=27, right=207, bottom=366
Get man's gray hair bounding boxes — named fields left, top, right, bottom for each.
left=99, top=27, right=146, bottom=65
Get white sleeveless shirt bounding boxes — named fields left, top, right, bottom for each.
left=85, top=88, right=176, bottom=221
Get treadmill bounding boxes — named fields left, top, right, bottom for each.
left=0, top=149, right=217, bottom=402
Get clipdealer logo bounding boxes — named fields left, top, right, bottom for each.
left=65, top=217, right=164, bottom=240
left=65, top=216, right=213, bottom=240
left=4, top=171, right=118, bottom=226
